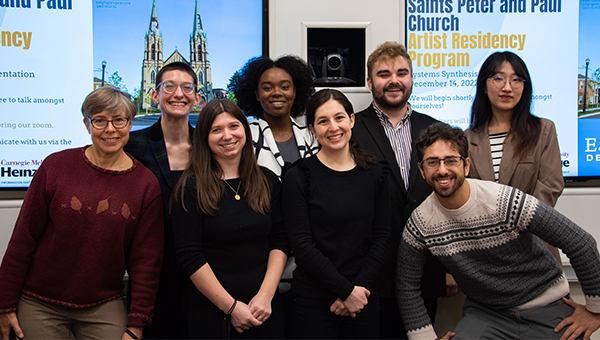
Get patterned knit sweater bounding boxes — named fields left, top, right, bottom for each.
left=397, top=179, right=600, bottom=340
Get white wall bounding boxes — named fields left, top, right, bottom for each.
left=555, top=187, right=600, bottom=247
left=0, top=200, right=22, bottom=257
left=269, top=0, right=406, bottom=112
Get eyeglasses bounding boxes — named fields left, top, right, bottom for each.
left=420, top=156, right=465, bottom=169
left=157, top=81, right=195, bottom=94
left=87, top=116, right=130, bottom=130
left=487, top=75, right=525, bottom=90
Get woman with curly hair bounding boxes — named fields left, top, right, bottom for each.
left=234, top=55, right=318, bottom=178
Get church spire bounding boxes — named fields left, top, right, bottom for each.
left=149, top=0, right=159, bottom=33
left=192, top=0, right=203, bottom=36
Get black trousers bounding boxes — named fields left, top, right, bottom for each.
left=291, top=292, right=380, bottom=339
left=187, top=288, right=285, bottom=339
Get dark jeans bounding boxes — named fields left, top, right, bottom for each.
left=453, top=297, right=582, bottom=340
left=292, top=292, right=380, bottom=339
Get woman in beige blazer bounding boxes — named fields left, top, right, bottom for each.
left=465, top=51, right=564, bottom=261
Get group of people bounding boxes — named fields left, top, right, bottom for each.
left=0, top=40, right=599, bottom=340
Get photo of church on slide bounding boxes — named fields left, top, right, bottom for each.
left=92, top=0, right=263, bottom=127
left=137, top=0, right=213, bottom=110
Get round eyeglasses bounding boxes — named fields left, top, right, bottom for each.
left=420, top=156, right=465, bottom=169
left=487, top=75, right=525, bottom=90
left=87, top=116, right=130, bottom=130
left=157, top=81, right=195, bottom=95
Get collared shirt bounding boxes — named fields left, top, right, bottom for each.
left=374, top=102, right=413, bottom=190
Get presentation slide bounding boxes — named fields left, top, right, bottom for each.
left=406, top=0, right=598, bottom=179
left=0, top=0, right=263, bottom=189
left=0, top=1, right=93, bottom=188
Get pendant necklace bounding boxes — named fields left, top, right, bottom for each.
left=223, top=179, right=242, bottom=201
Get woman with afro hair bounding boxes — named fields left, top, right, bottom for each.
left=234, top=55, right=318, bottom=178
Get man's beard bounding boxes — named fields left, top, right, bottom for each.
left=430, top=174, right=465, bottom=199
left=373, top=83, right=412, bottom=111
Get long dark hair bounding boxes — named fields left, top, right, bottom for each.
left=234, top=55, right=315, bottom=118
left=470, top=51, right=540, bottom=158
left=173, top=99, right=270, bottom=215
left=305, top=89, right=376, bottom=169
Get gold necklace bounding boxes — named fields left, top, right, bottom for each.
left=223, top=179, right=242, bottom=200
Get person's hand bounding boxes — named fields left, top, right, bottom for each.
left=439, top=331, right=456, bottom=340
left=231, top=301, right=262, bottom=333
left=342, top=286, right=370, bottom=317
left=121, top=327, right=143, bottom=340
left=0, top=312, right=23, bottom=340
left=445, top=274, right=460, bottom=298
left=555, top=298, right=600, bottom=340
left=329, top=298, right=350, bottom=316
left=248, top=292, right=273, bottom=323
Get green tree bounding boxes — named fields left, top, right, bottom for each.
left=108, top=71, right=128, bottom=92
left=144, top=91, right=154, bottom=108
left=592, top=68, right=600, bottom=83
left=227, top=91, right=237, bottom=103
left=226, top=70, right=241, bottom=104
left=591, top=68, right=600, bottom=108
left=132, top=87, right=143, bottom=111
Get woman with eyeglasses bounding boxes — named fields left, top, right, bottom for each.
left=171, top=99, right=288, bottom=339
left=124, top=61, right=201, bottom=339
left=283, top=89, right=391, bottom=339
left=0, top=87, right=163, bottom=340
left=465, top=51, right=564, bottom=261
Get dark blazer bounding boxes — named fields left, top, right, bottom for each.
left=125, top=120, right=193, bottom=196
left=124, top=120, right=194, bottom=339
left=353, top=104, right=445, bottom=299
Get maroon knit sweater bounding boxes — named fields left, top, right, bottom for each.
left=0, top=147, right=164, bottom=327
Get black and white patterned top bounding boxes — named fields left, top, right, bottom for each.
left=489, top=131, right=507, bottom=182
left=249, top=116, right=319, bottom=179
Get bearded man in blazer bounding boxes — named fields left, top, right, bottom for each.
left=352, top=42, right=454, bottom=339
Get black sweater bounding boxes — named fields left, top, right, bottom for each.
left=282, top=156, right=391, bottom=301
left=172, top=168, right=289, bottom=302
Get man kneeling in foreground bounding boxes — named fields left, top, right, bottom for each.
left=396, top=122, right=600, bottom=340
